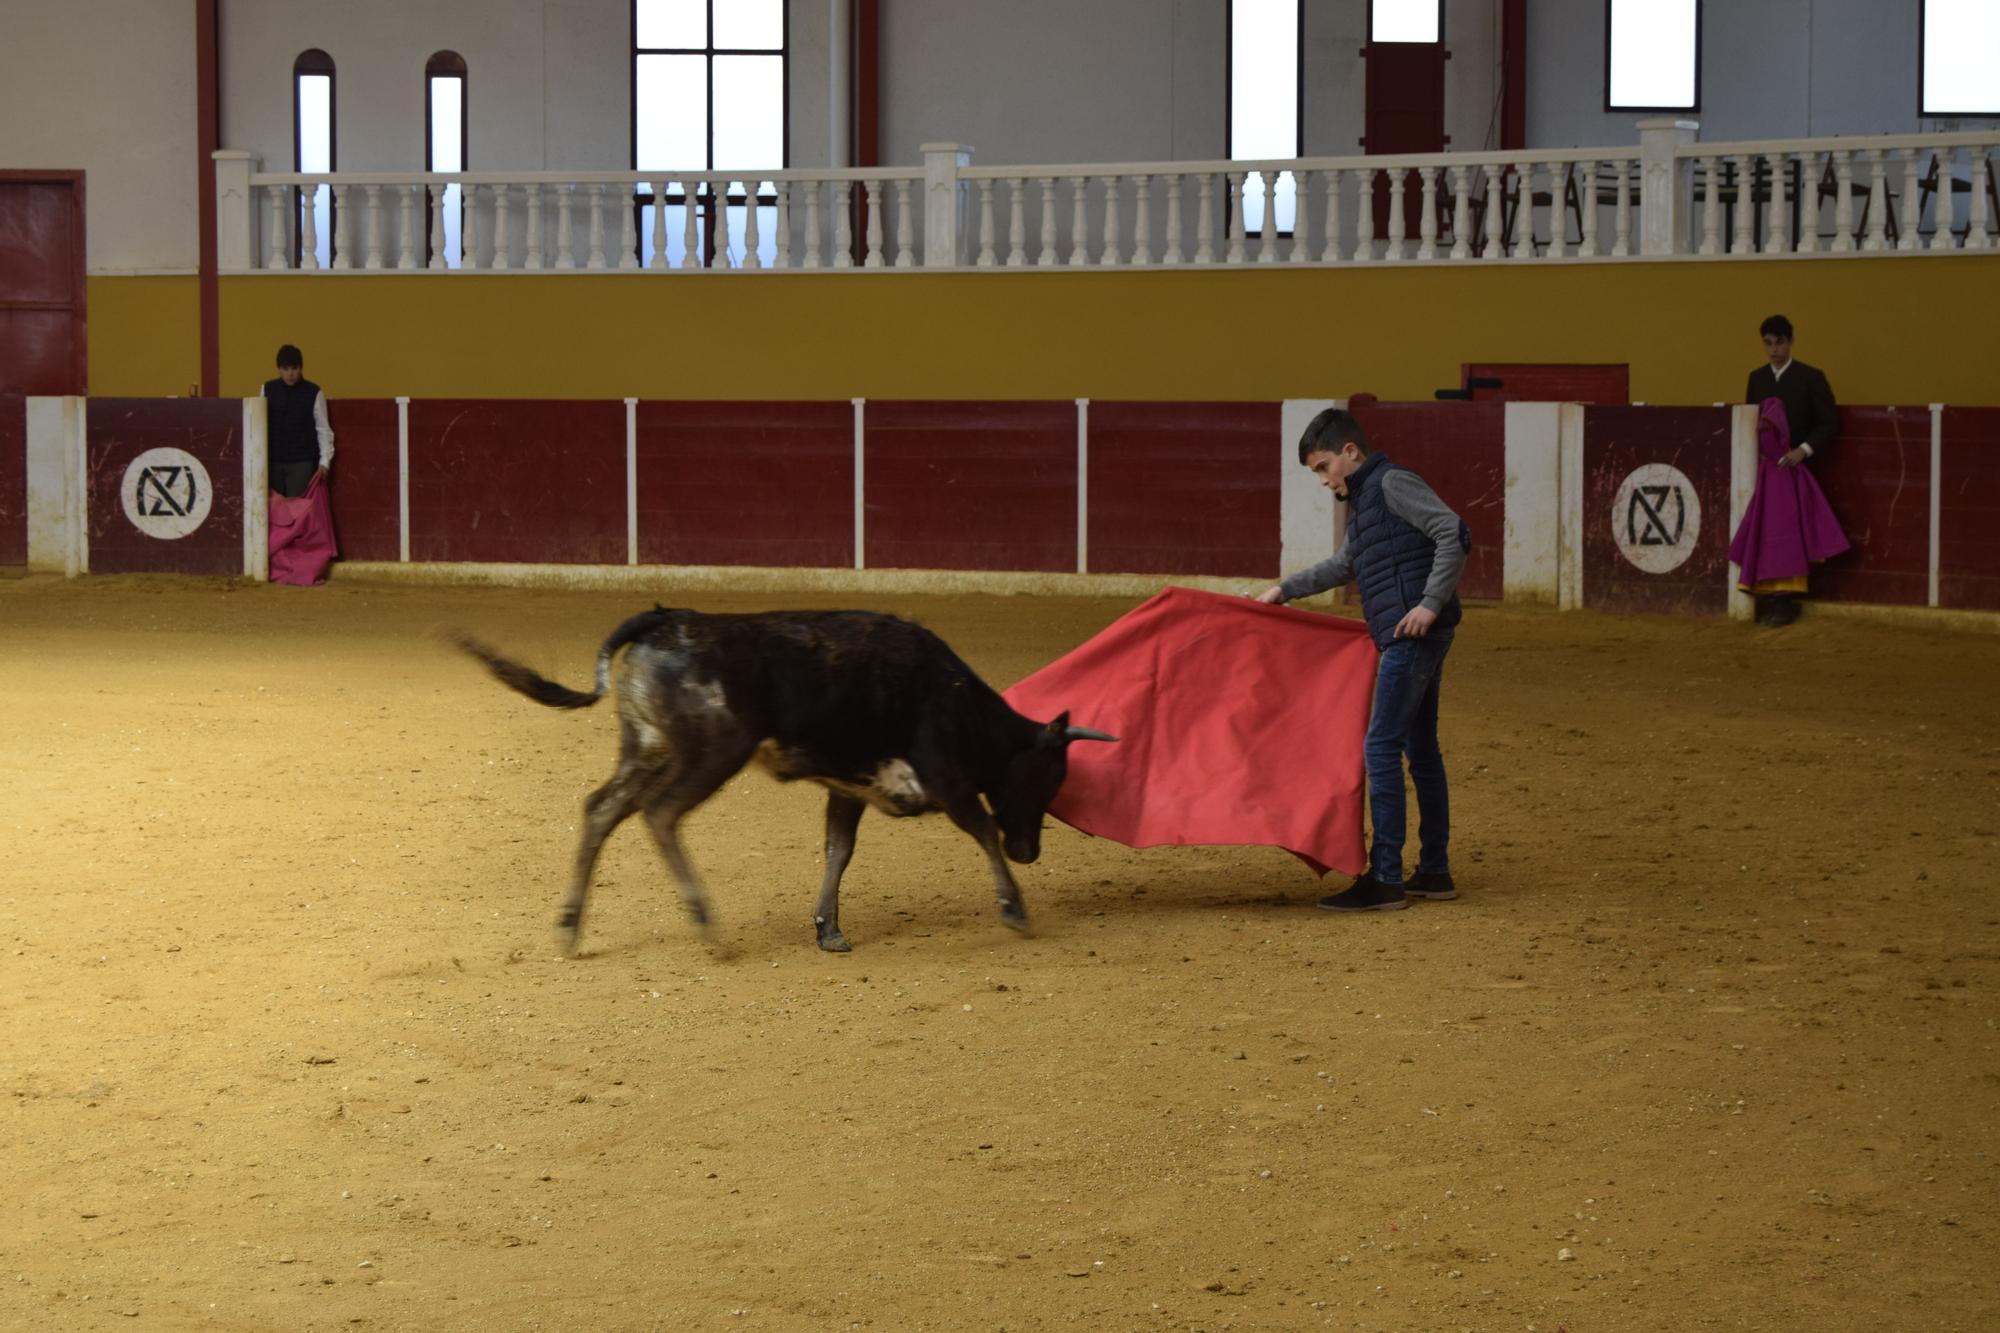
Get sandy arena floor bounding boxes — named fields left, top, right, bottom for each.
left=2, top=574, right=1997, bottom=1332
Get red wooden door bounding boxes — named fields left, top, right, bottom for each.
left=0, top=172, right=87, bottom=396
left=1362, top=43, right=1447, bottom=240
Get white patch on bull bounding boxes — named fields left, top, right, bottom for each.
left=818, top=759, right=929, bottom=816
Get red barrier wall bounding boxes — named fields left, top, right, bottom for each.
left=637, top=401, right=853, bottom=567
left=864, top=401, right=1076, bottom=572
left=1086, top=401, right=1278, bottom=577
left=86, top=398, right=244, bottom=575
left=1939, top=406, right=2000, bottom=612
left=0, top=394, right=24, bottom=565
left=1582, top=406, right=1731, bottom=615
left=1813, top=406, right=1932, bottom=607
left=1347, top=400, right=1507, bottom=600
left=407, top=400, right=626, bottom=564
left=1464, top=363, right=1629, bottom=404
left=324, top=398, right=401, bottom=563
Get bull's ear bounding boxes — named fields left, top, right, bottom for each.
left=1039, top=710, right=1072, bottom=748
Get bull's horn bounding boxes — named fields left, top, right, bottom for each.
left=1064, top=725, right=1118, bottom=743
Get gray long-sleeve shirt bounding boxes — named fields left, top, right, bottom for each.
left=1277, top=470, right=1467, bottom=612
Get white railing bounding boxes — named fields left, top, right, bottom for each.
left=214, top=124, right=1999, bottom=273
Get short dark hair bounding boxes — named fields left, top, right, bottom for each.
left=1297, top=408, right=1370, bottom=465
left=1759, top=315, right=1793, bottom=341
left=275, top=344, right=304, bottom=369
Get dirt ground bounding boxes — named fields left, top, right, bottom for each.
left=2, top=574, right=1997, bottom=1333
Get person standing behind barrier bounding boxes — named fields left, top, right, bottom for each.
left=1744, top=314, right=1839, bottom=626
left=262, top=344, right=334, bottom=499
left=1255, top=408, right=1473, bottom=913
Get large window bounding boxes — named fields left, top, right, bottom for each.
left=1370, top=0, right=1442, bottom=44
left=293, top=48, right=335, bottom=267
left=426, top=51, right=467, bottom=267
left=632, top=0, right=787, bottom=267
left=1228, top=0, right=1300, bottom=233
left=1922, top=0, right=2000, bottom=117
left=1605, top=0, right=1700, bottom=113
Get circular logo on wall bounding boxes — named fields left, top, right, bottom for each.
left=121, top=448, right=214, bottom=540
left=1610, top=463, right=1701, bottom=574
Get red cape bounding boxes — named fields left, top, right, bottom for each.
left=1003, top=586, right=1377, bottom=876
left=269, top=473, right=338, bottom=586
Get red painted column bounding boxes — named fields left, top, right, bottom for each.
left=196, top=0, right=219, bottom=397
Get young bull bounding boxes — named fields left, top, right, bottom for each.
left=453, top=606, right=1114, bottom=953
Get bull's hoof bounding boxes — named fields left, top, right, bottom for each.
left=999, top=906, right=1032, bottom=935
left=556, top=909, right=584, bottom=955
left=816, top=928, right=853, bottom=953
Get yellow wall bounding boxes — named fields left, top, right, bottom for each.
left=85, top=258, right=2000, bottom=404
left=86, top=276, right=200, bottom=396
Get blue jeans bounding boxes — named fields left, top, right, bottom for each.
left=1364, top=628, right=1453, bottom=885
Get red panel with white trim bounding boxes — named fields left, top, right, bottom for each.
left=1580, top=406, right=1732, bottom=615
left=85, top=398, right=244, bottom=575
left=635, top=401, right=853, bottom=567
left=406, top=400, right=626, bottom=564
left=1086, top=401, right=1278, bottom=577
left=1938, top=406, right=2000, bottom=612
left=864, top=401, right=1075, bottom=572
left=323, top=398, right=400, bottom=563
left=1812, top=406, right=1931, bottom=607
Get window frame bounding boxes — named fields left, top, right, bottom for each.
left=1602, top=0, right=1703, bottom=115
left=1224, top=0, right=1305, bottom=239
left=292, top=48, right=337, bottom=267
left=629, top=0, right=791, bottom=267
left=1366, top=0, right=1445, bottom=46
left=1919, top=0, right=2000, bottom=118
left=424, top=51, right=468, bottom=267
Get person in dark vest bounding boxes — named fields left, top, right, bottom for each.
left=1744, top=314, right=1840, bottom=626
left=1257, top=408, right=1473, bottom=913
left=262, top=343, right=335, bottom=499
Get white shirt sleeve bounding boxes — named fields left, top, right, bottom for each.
left=313, top=390, right=335, bottom=469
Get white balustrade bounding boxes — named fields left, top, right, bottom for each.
left=896, top=179, right=916, bottom=267
left=1069, top=178, right=1090, bottom=266
left=492, top=185, right=512, bottom=269
left=1575, top=162, right=1597, bottom=258
left=1386, top=170, right=1407, bottom=261
left=1193, top=174, right=1214, bottom=264
left=1322, top=169, right=1341, bottom=263
left=1003, top=178, right=1025, bottom=267
left=1511, top=163, right=1534, bottom=260
left=526, top=185, right=545, bottom=269
left=775, top=182, right=793, bottom=269
left=1353, top=169, right=1375, bottom=263
left=1257, top=171, right=1277, bottom=264
left=833, top=181, right=853, bottom=269
left=1162, top=175, right=1184, bottom=265
left=1037, top=178, right=1058, bottom=267
left=1101, top=177, right=1122, bottom=266
left=397, top=186, right=418, bottom=269
left=976, top=180, right=996, bottom=268
left=462, top=184, right=479, bottom=269
left=1290, top=171, right=1310, bottom=264
left=1417, top=167, right=1438, bottom=261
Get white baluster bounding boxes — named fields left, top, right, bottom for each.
left=1257, top=170, right=1277, bottom=263
left=558, top=185, right=578, bottom=269
left=617, top=184, right=638, bottom=269
left=267, top=186, right=289, bottom=269
left=1797, top=152, right=1820, bottom=253
left=1005, top=179, right=1026, bottom=266
left=649, top=182, right=668, bottom=269
left=397, top=185, right=418, bottom=269
left=1353, top=169, right=1376, bottom=263
left=331, top=184, right=351, bottom=269
left=976, top=179, right=997, bottom=267
left=462, top=184, right=480, bottom=270
left=362, top=185, right=382, bottom=269
left=1831, top=151, right=1854, bottom=252
left=423, top=184, right=441, bottom=271
left=1162, top=175, right=1184, bottom=264
left=1386, top=170, right=1407, bottom=260
left=895, top=179, right=915, bottom=268
left=1193, top=174, right=1214, bottom=264
left=714, top=179, right=737, bottom=268
left=1482, top=165, right=1504, bottom=261
left=1865, top=152, right=1890, bottom=252
left=681, top=181, right=701, bottom=268
left=833, top=180, right=853, bottom=268
left=1512, top=162, right=1535, bottom=259
left=1612, top=159, right=1632, bottom=257
left=1070, top=177, right=1090, bottom=267
left=1226, top=172, right=1247, bottom=264
left=1543, top=165, right=1568, bottom=259
left=1323, top=169, right=1342, bottom=262
left=1289, top=172, right=1310, bottom=263
left=743, top=181, right=762, bottom=269
left=1765, top=153, right=1789, bottom=254
left=525, top=184, right=544, bottom=269
left=585, top=182, right=607, bottom=268
left=1417, top=167, right=1438, bottom=260
left=776, top=181, right=793, bottom=269
left=491, top=185, right=512, bottom=269
left=1037, top=177, right=1058, bottom=267
left=1448, top=167, right=1470, bottom=260
left=1730, top=155, right=1755, bottom=254
left=804, top=182, right=823, bottom=268
left=1966, top=151, right=1991, bottom=251
left=860, top=178, right=881, bottom=268
left=1699, top=156, right=1723, bottom=255
left=1133, top=175, right=1153, bottom=265
left=1575, top=161, right=1597, bottom=257
left=1935, top=149, right=1956, bottom=249
left=301, top=185, right=322, bottom=270
left=1101, top=177, right=1122, bottom=266
left=1898, top=150, right=1922, bottom=251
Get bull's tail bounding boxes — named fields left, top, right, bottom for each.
left=451, top=606, right=674, bottom=711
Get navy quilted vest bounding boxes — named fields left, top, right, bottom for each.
left=1345, top=451, right=1467, bottom=650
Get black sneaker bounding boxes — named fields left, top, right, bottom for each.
left=1317, top=876, right=1408, bottom=912
left=1405, top=870, right=1458, bottom=901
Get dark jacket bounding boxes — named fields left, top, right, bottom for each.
left=1345, top=453, right=1468, bottom=650
left=263, top=376, right=324, bottom=465
left=1745, top=360, right=1839, bottom=462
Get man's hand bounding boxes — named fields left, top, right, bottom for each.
left=313, top=466, right=328, bottom=482
left=1778, top=446, right=1807, bottom=468
left=1393, top=605, right=1438, bottom=638
left=1255, top=585, right=1286, bottom=605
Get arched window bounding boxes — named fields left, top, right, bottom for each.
left=426, top=51, right=468, bottom=266
left=293, top=49, right=335, bottom=268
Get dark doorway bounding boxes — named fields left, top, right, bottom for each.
left=0, top=171, right=87, bottom=395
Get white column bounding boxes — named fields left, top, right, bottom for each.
left=1448, top=167, right=1470, bottom=260
left=1417, top=167, right=1438, bottom=260
left=1132, top=176, right=1153, bottom=265
left=363, top=185, right=383, bottom=268
left=1831, top=151, right=1855, bottom=252
left=1036, top=178, right=1058, bottom=267
left=1005, top=178, right=1026, bottom=266
left=920, top=142, right=971, bottom=268
left=1386, top=169, right=1408, bottom=261
left=1069, top=177, right=1090, bottom=266
left=331, top=184, right=352, bottom=269
left=1575, top=161, right=1598, bottom=257
left=1482, top=164, right=1504, bottom=261
left=833, top=180, right=854, bottom=268
left=1511, top=162, right=1536, bottom=259
left=241, top=395, right=269, bottom=581
left=1764, top=153, right=1790, bottom=254
left=1289, top=172, right=1310, bottom=263
left=266, top=185, right=289, bottom=268
left=1257, top=170, right=1278, bottom=263
left=1353, top=169, right=1376, bottom=263
left=1936, top=149, right=1957, bottom=247
left=1730, top=155, right=1756, bottom=254
left=396, top=396, right=411, bottom=564
left=1101, top=177, right=1122, bottom=266
left=1637, top=117, right=1699, bottom=256
left=743, top=182, right=763, bottom=267
left=1279, top=399, right=1343, bottom=579
left=1797, top=152, right=1820, bottom=253
left=1612, top=158, right=1632, bottom=256
left=398, top=186, right=419, bottom=269
left=976, top=179, right=997, bottom=267
left=25, top=396, right=86, bottom=576
left=774, top=181, right=792, bottom=269
left=1726, top=404, right=1758, bottom=621
left=804, top=182, right=823, bottom=268
left=625, top=397, right=639, bottom=566
left=526, top=184, right=545, bottom=269
left=462, top=184, right=481, bottom=270
left=558, top=185, right=579, bottom=269
left=1194, top=173, right=1215, bottom=263
left=710, top=180, right=733, bottom=268
left=213, top=150, right=258, bottom=270
left=1075, top=398, right=1090, bottom=574
left=1929, top=403, right=1944, bottom=608
left=1162, top=175, right=1184, bottom=264
left=650, top=182, right=669, bottom=269
left=618, top=185, right=639, bottom=269
left=1967, top=152, right=1991, bottom=251
left=896, top=179, right=916, bottom=267
left=1225, top=172, right=1247, bottom=264
left=1322, top=169, right=1342, bottom=262
left=585, top=182, right=607, bottom=268
left=851, top=398, right=866, bottom=569
left=1864, top=153, right=1890, bottom=251
left=862, top=179, right=883, bottom=267
left=1898, top=151, right=1923, bottom=251
left=302, top=186, right=322, bottom=271
left=1502, top=402, right=1561, bottom=605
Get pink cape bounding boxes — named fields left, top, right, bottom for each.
left=268, top=473, right=338, bottom=585
left=1002, top=586, right=1378, bottom=876
left=1727, top=398, right=1849, bottom=587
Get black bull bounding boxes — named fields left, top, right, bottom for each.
left=453, top=606, right=1114, bottom=952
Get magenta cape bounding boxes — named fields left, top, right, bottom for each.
left=1727, top=397, right=1849, bottom=587
left=1002, top=586, right=1378, bottom=876
left=269, top=473, right=338, bottom=585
